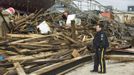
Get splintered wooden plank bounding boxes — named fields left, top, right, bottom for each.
left=71, top=20, right=76, bottom=40
left=72, top=49, right=80, bottom=58
left=7, top=34, right=45, bottom=38
left=15, top=13, right=34, bottom=25
left=106, top=55, right=134, bottom=61
left=8, top=33, right=60, bottom=45
left=60, top=34, right=79, bottom=44
left=122, top=48, right=134, bottom=53
left=7, top=50, right=70, bottom=61
left=13, top=62, right=26, bottom=75
left=10, top=43, right=52, bottom=47
left=29, top=55, right=91, bottom=75
left=7, top=52, right=54, bottom=61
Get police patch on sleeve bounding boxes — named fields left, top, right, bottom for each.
left=101, top=34, right=104, bottom=41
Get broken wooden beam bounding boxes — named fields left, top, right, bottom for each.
left=15, top=13, right=35, bottom=25
left=8, top=33, right=60, bottom=45
left=9, top=43, right=53, bottom=48
left=13, top=62, right=27, bottom=75
left=7, top=52, right=54, bottom=62
left=72, top=49, right=81, bottom=58
left=112, top=48, right=134, bottom=54
left=19, top=48, right=60, bottom=54
left=71, top=20, right=77, bottom=40
left=106, top=55, right=134, bottom=61
left=7, top=49, right=71, bottom=62
left=60, top=34, right=79, bottom=44
left=29, top=55, right=92, bottom=75
left=22, top=58, right=69, bottom=66
left=7, top=34, right=45, bottom=38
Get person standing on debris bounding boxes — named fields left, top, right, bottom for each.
left=62, top=11, right=69, bottom=21
left=91, top=21, right=109, bottom=73
left=59, top=11, right=69, bottom=26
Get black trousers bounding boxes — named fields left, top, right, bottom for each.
left=93, top=48, right=106, bottom=72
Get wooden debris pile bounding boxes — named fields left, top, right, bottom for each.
left=0, top=9, right=134, bottom=75
left=0, top=13, right=93, bottom=74
left=0, top=32, right=91, bottom=75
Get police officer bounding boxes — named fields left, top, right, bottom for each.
left=90, top=22, right=109, bottom=73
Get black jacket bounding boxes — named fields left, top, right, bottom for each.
left=93, top=31, right=109, bottom=49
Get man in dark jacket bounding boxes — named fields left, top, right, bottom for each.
left=91, top=22, right=109, bottom=73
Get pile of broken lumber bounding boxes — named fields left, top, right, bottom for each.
left=0, top=33, right=91, bottom=75
left=0, top=19, right=93, bottom=75
left=0, top=9, right=134, bottom=75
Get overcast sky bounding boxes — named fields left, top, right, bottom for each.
left=97, top=0, right=134, bottom=11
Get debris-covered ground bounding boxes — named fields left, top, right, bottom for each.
left=66, top=61, right=134, bottom=75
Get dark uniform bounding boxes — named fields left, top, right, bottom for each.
left=93, top=30, right=109, bottom=73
